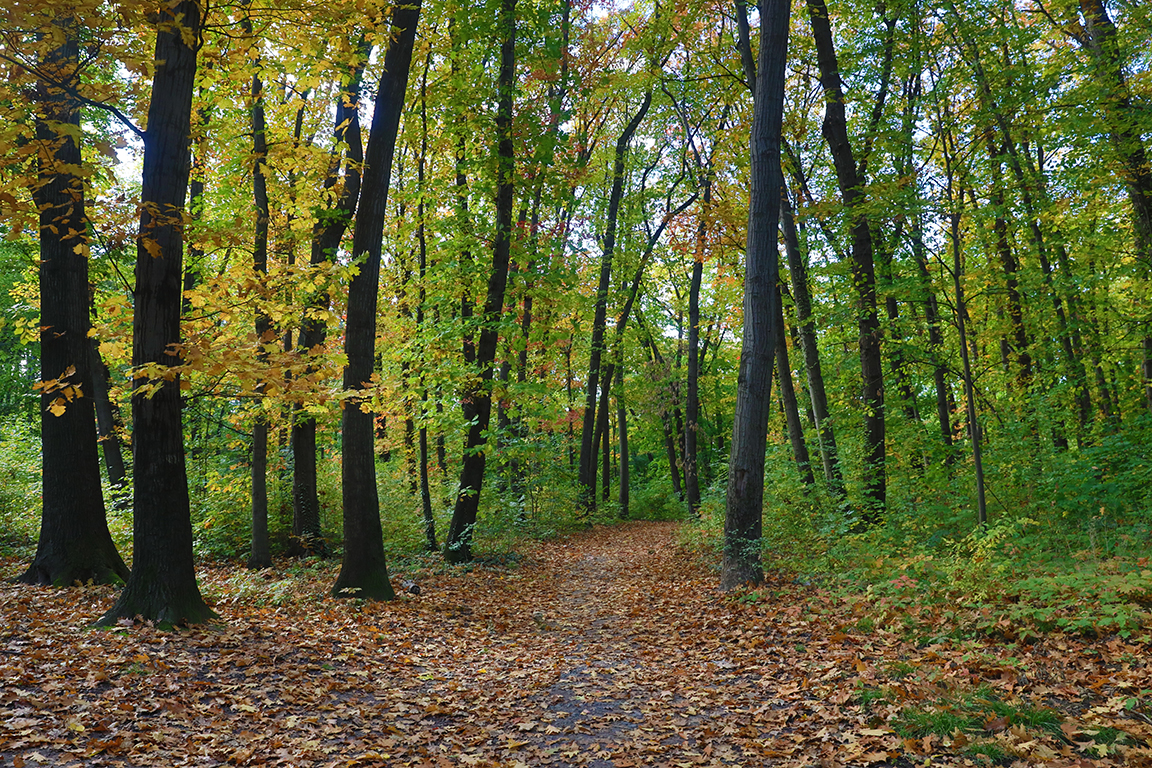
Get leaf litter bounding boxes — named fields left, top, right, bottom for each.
left=2, top=521, right=1151, bottom=766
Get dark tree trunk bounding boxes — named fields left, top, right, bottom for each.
left=807, top=0, right=885, bottom=519
left=416, top=47, right=438, bottom=552
left=247, top=33, right=272, bottom=570
left=1075, top=0, right=1152, bottom=412
left=900, top=216, right=955, bottom=461
left=20, top=22, right=129, bottom=588
left=684, top=187, right=707, bottom=514
left=88, top=337, right=127, bottom=498
left=723, top=0, right=789, bottom=590
left=950, top=206, right=987, bottom=528
left=776, top=280, right=814, bottom=487
left=577, top=92, right=652, bottom=513
left=616, top=364, right=629, bottom=518
left=443, top=0, right=515, bottom=563
left=333, top=2, right=420, bottom=599
left=97, top=0, right=215, bottom=625
left=292, top=50, right=368, bottom=558
left=986, top=137, right=1033, bottom=389
left=780, top=186, right=843, bottom=496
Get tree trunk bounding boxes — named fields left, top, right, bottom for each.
left=807, top=0, right=885, bottom=519
left=333, top=1, right=420, bottom=599
left=616, top=364, right=629, bottom=518
left=779, top=186, right=843, bottom=497
left=20, top=21, right=129, bottom=588
left=88, top=337, right=127, bottom=499
left=97, top=0, right=215, bottom=625
left=776, top=279, right=814, bottom=487
left=577, top=92, right=653, bottom=513
left=247, top=30, right=272, bottom=570
left=1075, top=0, right=1152, bottom=411
left=950, top=206, right=987, bottom=529
left=722, top=0, right=789, bottom=590
left=291, top=46, right=369, bottom=558
left=684, top=184, right=708, bottom=514
left=444, top=0, right=515, bottom=563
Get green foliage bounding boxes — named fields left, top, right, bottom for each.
left=0, top=416, right=40, bottom=554
left=894, top=685, right=1062, bottom=741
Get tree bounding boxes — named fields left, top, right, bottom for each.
left=333, top=0, right=421, bottom=599
left=19, top=17, right=129, bottom=588
left=98, top=0, right=215, bottom=626
left=805, top=0, right=885, bottom=520
left=722, top=0, right=790, bottom=590
left=576, top=91, right=652, bottom=514
left=443, top=0, right=516, bottom=563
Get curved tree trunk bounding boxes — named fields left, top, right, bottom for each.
left=577, top=91, right=652, bottom=513
left=333, top=2, right=420, bottom=599
left=779, top=186, right=843, bottom=497
left=291, top=48, right=368, bottom=558
left=807, top=0, right=885, bottom=520
left=776, top=280, right=814, bottom=487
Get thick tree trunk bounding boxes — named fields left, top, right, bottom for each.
left=723, top=0, right=789, bottom=590
left=807, top=0, right=885, bottom=519
left=444, top=0, right=514, bottom=563
left=21, top=23, right=129, bottom=588
left=577, top=92, right=652, bottom=513
left=333, top=2, right=420, bottom=599
left=97, top=1, right=215, bottom=625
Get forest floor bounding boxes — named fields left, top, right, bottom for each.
left=2, top=520, right=1151, bottom=767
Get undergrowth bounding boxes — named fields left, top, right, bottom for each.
left=680, top=422, right=1152, bottom=640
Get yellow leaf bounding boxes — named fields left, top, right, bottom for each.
left=48, top=400, right=66, bottom=417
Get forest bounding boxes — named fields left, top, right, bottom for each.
left=2, top=0, right=1152, bottom=762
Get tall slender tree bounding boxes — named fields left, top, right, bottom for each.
left=333, top=1, right=421, bottom=599
left=444, top=0, right=516, bottom=563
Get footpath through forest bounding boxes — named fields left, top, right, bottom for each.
left=2, top=521, right=1150, bottom=766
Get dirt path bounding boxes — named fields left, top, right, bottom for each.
left=2, top=521, right=1149, bottom=766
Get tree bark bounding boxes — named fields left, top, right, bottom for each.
left=292, top=46, right=369, bottom=558
left=247, top=24, right=272, bottom=570
left=806, top=0, right=885, bottom=520
left=333, top=1, right=420, bottom=599
left=444, top=0, right=515, bottom=563
left=98, top=0, right=215, bottom=625
left=779, top=186, right=843, bottom=497
left=722, top=0, right=789, bottom=590
left=20, top=21, right=129, bottom=588
left=776, top=280, right=814, bottom=487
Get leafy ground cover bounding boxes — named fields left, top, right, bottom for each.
left=2, top=521, right=1151, bottom=766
